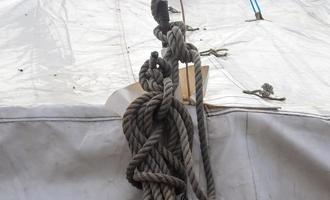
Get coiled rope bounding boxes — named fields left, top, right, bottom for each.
left=122, top=1, right=216, bottom=200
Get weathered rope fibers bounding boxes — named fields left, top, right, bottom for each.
left=243, top=83, right=286, bottom=101
left=122, top=1, right=216, bottom=200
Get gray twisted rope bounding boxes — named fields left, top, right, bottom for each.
left=123, top=53, right=196, bottom=199
left=154, top=21, right=216, bottom=200
left=122, top=1, right=216, bottom=200
left=200, top=48, right=228, bottom=57
left=168, top=6, right=181, bottom=14
left=243, top=83, right=286, bottom=101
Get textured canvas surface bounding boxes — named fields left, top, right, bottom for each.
left=0, top=1, right=329, bottom=199
left=0, top=0, right=329, bottom=115
left=0, top=106, right=329, bottom=199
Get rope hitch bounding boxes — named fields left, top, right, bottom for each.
left=168, top=6, right=181, bottom=14
left=122, top=1, right=216, bottom=199
left=200, top=48, right=228, bottom=57
left=243, top=83, right=286, bottom=101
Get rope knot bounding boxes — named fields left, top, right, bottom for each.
left=243, top=83, right=286, bottom=101
left=139, top=52, right=171, bottom=92
left=154, top=21, right=186, bottom=46
left=123, top=2, right=216, bottom=199
left=139, top=52, right=173, bottom=120
left=167, top=26, right=191, bottom=63
left=261, top=83, right=274, bottom=97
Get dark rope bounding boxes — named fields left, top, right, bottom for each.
left=243, top=83, right=286, bottom=101
left=122, top=1, right=216, bottom=200
left=186, top=25, right=199, bottom=32
left=168, top=6, right=181, bottom=14
left=200, top=48, right=228, bottom=57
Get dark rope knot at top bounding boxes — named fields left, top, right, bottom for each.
left=153, top=23, right=204, bottom=92
left=167, top=27, right=198, bottom=63
left=154, top=21, right=186, bottom=48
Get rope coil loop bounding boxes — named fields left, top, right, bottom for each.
left=139, top=51, right=171, bottom=93
left=154, top=21, right=186, bottom=48
left=123, top=50, right=214, bottom=200
left=122, top=1, right=216, bottom=200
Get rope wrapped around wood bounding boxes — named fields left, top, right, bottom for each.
left=122, top=1, right=216, bottom=200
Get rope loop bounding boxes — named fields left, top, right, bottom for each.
left=123, top=49, right=214, bottom=200
left=122, top=1, right=217, bottom=200
left=154, top=21, right=186, bottom=45
left=243, top=83, right=286, bottom=101
left=139, top=52, right=173, bottom=121
left=139, top=51, right=171, bottom=92
left=167, top=26, right=196, bottom=63
left=261, top=83, right=274, bottom=97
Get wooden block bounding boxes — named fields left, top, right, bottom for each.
left=179, top=65, right=209, bottom=104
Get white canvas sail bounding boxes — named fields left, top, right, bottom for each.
left=0, top=0, right=329, bottom=199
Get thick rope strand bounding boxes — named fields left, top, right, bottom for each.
left=121, top=1, right=216, bottom=200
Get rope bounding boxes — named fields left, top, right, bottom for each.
left=186, top=25, right=199, bottom=32
left=168, top=6, right=181, bottom=14
left=248, top=0, right=264, bottom=20
left=243, top=83, right=286, bottom=101
left=122, top=1, right=216, bottom=200
left=200, top=48, right=228, bottom=57
left=179, top=0, right=192, bottom=103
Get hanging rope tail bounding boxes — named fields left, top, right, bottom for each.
left=122, top=1, right=216, bottom=200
